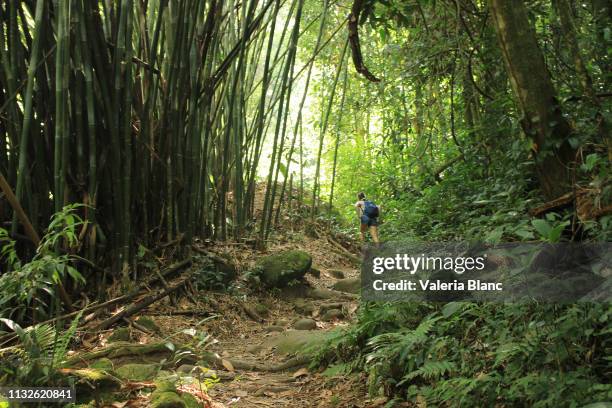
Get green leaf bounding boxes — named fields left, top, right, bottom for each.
left=442, top=302, right=463, bottom=317
left=531, top=219, right=551, bottom=239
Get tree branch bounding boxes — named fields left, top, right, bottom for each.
left=348, top=0, right=380, bottom=82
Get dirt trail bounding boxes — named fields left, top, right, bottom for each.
left=74, top=187, right=374, bottom=407
left=114, top=228, right=369, bottom=408
left=171, top=232, right=367, bottom=407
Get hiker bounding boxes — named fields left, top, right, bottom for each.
left=355, top=192, right=380, bottom=244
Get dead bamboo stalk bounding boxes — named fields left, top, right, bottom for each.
left=0, top=171, right=74, bottom=312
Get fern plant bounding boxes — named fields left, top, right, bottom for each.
left=0, top=311, right=82, bottom=386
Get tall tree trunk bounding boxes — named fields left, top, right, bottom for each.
left=488, top=0, right=576, bottom=199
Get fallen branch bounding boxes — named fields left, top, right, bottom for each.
left=529, top=192, right=574, bottom=217
left=327, top=237, right=361, bottom=265
left=95, top=277, right=190, bottom=331
left=142, top=310, right=214, bottom=317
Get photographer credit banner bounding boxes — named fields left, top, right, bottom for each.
left=361, top=241, right=611, bottom=303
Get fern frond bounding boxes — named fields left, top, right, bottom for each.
left=53, top=311, right=83, bottom=367
left=399, top=360, right=456, bottom=385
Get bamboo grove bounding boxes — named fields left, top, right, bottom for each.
left=0, top=0, right=349, bottom=277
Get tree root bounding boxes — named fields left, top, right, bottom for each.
left=202, top=352, right=311, bottom=373
left=65, top=342, right=172, bottom=367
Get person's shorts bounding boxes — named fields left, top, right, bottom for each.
left=360, top=215, right=378, bottom=227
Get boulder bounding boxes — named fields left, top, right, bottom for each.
left=293, top=318, right=317, bottom=330
left=331, top=277, right=361, bottom=294
left=257, top=250, right=312, bottom=287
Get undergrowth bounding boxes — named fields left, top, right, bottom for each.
left=317, top=302, right=611, bottom=407
left=319, top=147, right=611, bottom=406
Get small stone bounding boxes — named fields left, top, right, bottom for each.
left=331, top=277, right=361, bottom=294
left=321, top=309, right=343, bottom=322
left=293, top=299, right=315, bottom=315
left=107, top=327, right=130, bottom=342
left=307, top=288, right=337, bottom=299
left=293, top=318, right=317, bottom=330
left=329, top=270, right=345, bottom=279
left=319, top=303, right=344, bottom=315
left=265, top=325, right=285, bottom=333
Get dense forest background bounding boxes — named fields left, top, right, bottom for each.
left=0, top=0, right=610, bottom=406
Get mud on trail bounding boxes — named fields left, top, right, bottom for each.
left=64, top=197, right=380, bottom=407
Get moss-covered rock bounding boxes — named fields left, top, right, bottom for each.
left=150, top=391, right=185, bottom=408
left=107, top=327, right=131, bottom=342
left=293, top=318, right=317, bottom=330
left=135, top=316, right=160, bottom=332
left=331, top=277, right=361, bottom=294
left=89, top=358, right=113, bottom=372
left=181, top=393, right=201, bottom=408
left=67, top=367, right=122, bottom=402
left=68, top=368, right=122, bottom=390
left=115, top=363, right=159, bottom=381
left=154, top=380, right=177, bottom=393
left=293, top=299, right=316, bottom=315
left=257, top=250, right=312, bottom=287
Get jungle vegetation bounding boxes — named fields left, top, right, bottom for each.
left=0, top=0, right=610, bottom=406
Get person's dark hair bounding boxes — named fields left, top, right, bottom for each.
left=358, top=192, right=366, bottom=200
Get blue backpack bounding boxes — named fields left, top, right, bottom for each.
left=363, top=200, right=379, bottom=218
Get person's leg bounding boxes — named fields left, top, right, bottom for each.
left=369, top=225, right=379, bottom=244
left=359, top=215, right=369, bottom=242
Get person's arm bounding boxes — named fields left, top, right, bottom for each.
left=355, top=201, right=363, bottom=218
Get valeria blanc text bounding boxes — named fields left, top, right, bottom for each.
left=372, top=279, right=503, bottom=291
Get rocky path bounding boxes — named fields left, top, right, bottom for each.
left=67, top=228, right=374, bottom=407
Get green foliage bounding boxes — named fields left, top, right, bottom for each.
left=324, top=302, right=611, bottom=406
left=0, top=311, right=82, bottom=386
left=0, top=205, right=86, bottom=322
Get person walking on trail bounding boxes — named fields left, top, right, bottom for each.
left=355, top=192, right=380, bottom=244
